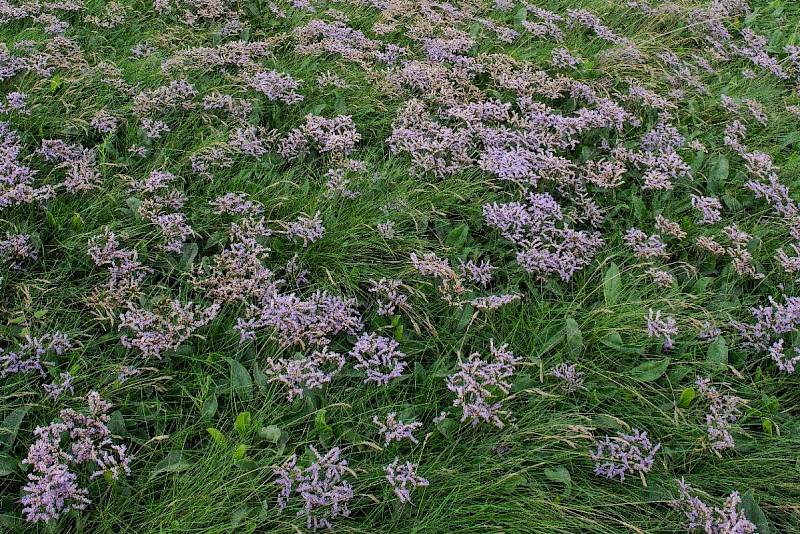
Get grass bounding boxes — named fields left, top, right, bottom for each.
left=1, top=0, right=800, bottom=532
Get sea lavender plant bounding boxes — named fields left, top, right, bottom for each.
left=265, top=347, right=345, bottom=401
left=625, top=229, right=669, bottom=259
left=21, top=392, right=133, bottom=523
left=646, top=309, right=678, bottom=349
left=445, top=339, right=518, bottom=428
left=384, top=457, right=428, bottom=504
left=286, top=211, right=325, bottom=246
left=469, top=294, right=522, bottom=311
left=691, top=195, right=723, bottom=224
left=274, top=445, right=353, bottom=530
left=246, top=70, right=304, bottom=104
left=367, top=278, right=409, bottom=316
left=672, top=479, right=756, bottom=533
left=373, top=413, right=422, bottom=445
left=590, top=429, right=660, bottom=483
left=119, top=300, right=220, bottom=359
left=1, top=332, right=71, bottom=378
left=350, top=332, right=407, bottom=385
left=550, top=363, right=587, bottom=392
left=696, top=377, right=744, bottom=451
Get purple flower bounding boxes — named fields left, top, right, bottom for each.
left=1, top=332, right=70, bottom=378
left=367, top=278, right=409, bottom=316
left=265, top=347, right=345, bottom=401
left=696, top=377, right=744, bottom=450
left=119, top=301, right=220, bottom=359
left=350, top=333, right=407, bottom=385
left=274, top=446, right=353, bottom=531
left=646, top=308, right=677, bottom=349
left=469, top=294, right=522, bottom=311
left=625, top=229, right=669, bottom=259
left=384, top=457, right=428, bottom=503
left=373, top=413, right=422, bottom=445
left=459, top=259, right=496, bottom=287
left=691, top=195, right=723, bottom=224
left=286, top=211, right=325, bottom=246
left=22, top=392, right=133, bottom=523
left=246, top=70, right=304, bottom=104
left=43, top=372, right=75, bottom=400
left=550, top=363, right=587, bottom=393
left=590, top=428, right=660, bottom=483
left=551, top=47, right=581, bottom=69
left=445, top=339, right=518, bottom=428
left=90, top=110, right=118, bottom=134
left=672, top=479, right=756, bottom=533
left=376, top=221, right=395, bottom=238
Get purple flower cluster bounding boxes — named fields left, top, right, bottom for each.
left=0, top=231, right=38, bottom=268
left=411, top=252, right=466, bottom=305
left=274, top=445, right=353, bottom=531
left=286, top=211, right=325, bottom=246
left=1, top=332, right=70, bottom=378
left=469, top=294, right=521, bottom=311
left=445, top=339, right=518, bottom=428
left=672, top=479, right=756, bottom=533
left=246, top=70, right=304, bottom=104
left=234, top=283, right=363, bottom=347
left=90, top=109, right=118, bottom=133
left=119, top=300, right=220, bottom=359
left=484, top=194, right=604, bottom=281
left=279, top=115, right=361, bottom=160
left=646, top=308, right=678, bottom=349
left=209, top=193, right=264, bottom=216
left=550, top=362, right=587, bottom=393
left=590, top=428, right=660, bottom=483
left=458, top=259, right=496, bottom=287
left=22, top=392, right=133, bottom=523
left=350, top=332, right=407, bottom=385
left=87, top=229, right=153, bottom=308
left=691, top=195, right=723, bottom=225
left=373, top=413, right=422, bottom=445
left=624, top=228, right=669, bottom=259
left=265, top=347, right=345, bottom=401
left=696, top=377, right=744, bottom=451
left=367, top=278, right=409, bottom=316
left=384, top=457, right=428, bottom=503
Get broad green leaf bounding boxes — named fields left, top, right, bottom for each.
left=677, top=387, right=696, bottom=409
left=536, top=322, right=565, bottom=357
left=258, top=425, right=282, bottom=443
left=706, top=337, right=728, bottom=364
left=741, top=489, right=770, bottom=534
left=150, top=451, right=191, bottom=478
left=444, top=223, right=469, bottom=248
left=234, top=412, right=252, bottom=437
left=232, top=444, right=248, bottom=461
left=630, top=358, right=670, bottom=382
left=0, top=407, right=29, bottom=452
left=708, top=154, right=729, bottom=193
left=0, top=454, right=17, bottom=476
left=207, top=427, right=228, bottom=446
left=565, top=317, right=583, bottom=358
left=394, top=324, right=404, bottom=342
left=252, top=361, right=270, bottom=394
left=230, top=359, right=253, bottom=402
left=180, top=242, right=199, bottom=270
left=435, top=417, right=458, bottom=438
left=762, top=419, right=773, bottom=436
left=544, top=466, right=571, bottom=485
left=690, top=277, right=714, bottom=295
left=603, top=262, right=621, bottom=306
left=201, top=392, right=218, bottom=421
